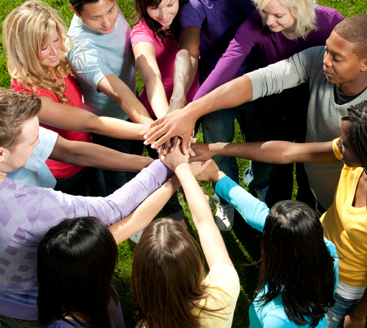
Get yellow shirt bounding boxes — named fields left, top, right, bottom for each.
left=321, top=139, right=367, bottom=287
left=196, top=263, right=240, bottom=328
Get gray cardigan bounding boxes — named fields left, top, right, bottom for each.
left=247, top=46, right=367, bottom=209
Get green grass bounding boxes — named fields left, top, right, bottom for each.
left=0, top=1, right=366, bottom=327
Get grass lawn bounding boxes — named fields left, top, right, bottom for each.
left=0, top=0, right=366, bottom=327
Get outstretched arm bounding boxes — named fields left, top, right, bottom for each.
left=133, top=41, right=170, bottom=118
left=39, top=96, right=149, bottom=140
left=144, top=74, right=254, bottom=152
left=97, top=74, right=154, bottom=125
left=50, top=135, right=153, bottom=172
left=189, top=140, right=338, bottom=164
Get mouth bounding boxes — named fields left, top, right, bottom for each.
left=48, top=56, right=59, bottom=62
left=101, top=25, right=113, bottom=32
left=323, top=69, right=333, bottom=77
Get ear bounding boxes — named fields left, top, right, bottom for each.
left=0, top=147, right=10, bottom=164
left=70, top=5, right=81, bottom=18
left=361, top=58, right=367, bottom=72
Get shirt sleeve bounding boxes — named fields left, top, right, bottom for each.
left=215, top=176, right=269, bottom=232
left=34, top=160, right=171, bottom=239
left=193, top=12, right=259, bottom=100
left=131, top=20, right=157, bottom=49
left=246, top=46, right=319, bottom=101
left=179, top=0, right=206, bottom=30
left=67, top=43, right=113, bottom=91
left=332, top=138, right=342, bottom=161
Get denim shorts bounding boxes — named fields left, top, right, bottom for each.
left=326, top=293, right=358, bottom=328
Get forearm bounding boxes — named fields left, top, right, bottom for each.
left=169, top=49, right=198, bottom=109
left=344, top=289, right=367, bottom=327
left=109, top=176, right=180, bottom=244
left=201, top=140, right=336, bottom=164
left=145, top=77, right=170, bottom=118
left=51, top=139, right=153, bottom=172
left=98, top=74, right=154, bottom=125
left=184, top=75, right=253, bottom=121
left=89, top=116, right=149, bottom=140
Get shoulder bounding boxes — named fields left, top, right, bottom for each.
left=11, top=79, right=58, bottom=102
left=205, top=263, right=240, bottom=297
left=131, top=19, right=157, bottom=48
left=315, top=6, right=344, bottom=25
left=179, top=0, right=206, bottom=27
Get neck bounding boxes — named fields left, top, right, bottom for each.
left=337, top=76, right=367, bottom=96
left=0, top=171, right=7, bottom=184
left=281, top=23, right=297, bottom=40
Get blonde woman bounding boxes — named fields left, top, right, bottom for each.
left=3, top=0, right=149, bottom=195
left=192, top=0, right=343, bottom=208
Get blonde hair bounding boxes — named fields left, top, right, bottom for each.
left=3, top=0, right=74, bottom=104
left=252, top=0, right=317, bottom=39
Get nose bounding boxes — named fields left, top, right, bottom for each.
left=49, top=44, right=57, bottom=55
left=265, top=14, right=274, bottom=26
left=101, top=17, right=109, bottom=28
left=323, top=51, right=332, bottom=67
left=160, top=8, right=168, bottom=21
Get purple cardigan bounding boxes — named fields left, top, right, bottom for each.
left=0, top=160, right=170, bottom=320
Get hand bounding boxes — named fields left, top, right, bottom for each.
left=189, top=143, right=215, bottom=162
left=195, top=160, right=225, bottom=182
left=344, top=313, right=365, bottom=328
left=188, top=159, right=212, bottom=177
left=144, top=108, right=196, bottom=154
left=159, top=139, right=190, bottom=171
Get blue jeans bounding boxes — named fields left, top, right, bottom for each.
left=326, top=293, right=358, bottom=328
left=237, top=99, right=314, bottom=207
left=91, top=133, right=144, bottom=195
left=201, top=105, right=249, bottom=205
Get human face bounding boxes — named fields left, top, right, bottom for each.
left=323, top=31, right=367, bottom=93
left=39, top=30, right=62, bottom=68
left=6, top=116, right=40, bottom=172
left=146, top=0, right=179, bottom=29
left=73, top=0, right=119, bottom=34
left=337, top=119, right=361, bottom=167
left=260, top=0, right=296, bottom=38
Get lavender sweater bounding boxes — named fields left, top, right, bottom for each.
left=0, top=160, right=170, bottom=320
left=194, top=6, right=343, bottom=117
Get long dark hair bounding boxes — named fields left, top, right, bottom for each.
left=342, top=100, right=367, bottom=173
left=37, top=217, right=118, bottom=328
left=134, top=0, right=188, bottom=42
left=257, top=201, right=336, bottom=327
left=131, top=218, right=221, bottom=328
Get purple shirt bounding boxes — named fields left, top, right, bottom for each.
left=179, top=0, right=260, bottom=84
left=0, top=160, right=170, bottom=320
left=194, top=6, right=344, bottom=116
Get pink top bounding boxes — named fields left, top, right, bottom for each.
left=12, top=77, right=92, bottom=178
left=131, top=19, right=200, bottom=117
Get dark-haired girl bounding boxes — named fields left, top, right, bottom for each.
left=37, top=150, right=211, bottom=328
left=190, top=100, right=367, bottom=327
left=131, top=0, right=200, bottom=119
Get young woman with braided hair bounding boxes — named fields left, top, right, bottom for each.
left=189, top=100, right=367, bottom=327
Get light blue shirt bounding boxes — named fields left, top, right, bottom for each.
left=67, top=10, right=136, bottom=120
left=7, top=127, right=58, bottom=188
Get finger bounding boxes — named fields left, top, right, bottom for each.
left=180, top=135, right=191, bottom=155
left=149, top=117, right=164, bottom=128
left=188, top=154, right=203, bottom=162
left=188, top=148, right=195, bottom=157
left=170, top=136, right=179, bottom=151
left=200, top=159, right=212, bottom=171
left=145, top=127, right=170, bottom=146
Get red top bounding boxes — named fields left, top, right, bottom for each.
left=12, top=76, right=92, bottom=178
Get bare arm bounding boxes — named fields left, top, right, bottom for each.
left=169, top=26, right=200, bottom=112
left=144, top=74, right=254, bottom=152
left=344, top=289, right=367, bottom=328
left=50, top=136, right=153, bottom=172
left=189, top=140, right=338, bottom=165
left=133, top=42, right=169, bottom=118
left=175, top=162, right=233, bottom=268
left=97, top=74, right=154, bottom=125
left=108, top=175, right=180, bottom=244
left=39, top=96, right=149, bottom=140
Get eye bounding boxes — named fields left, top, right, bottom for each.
left=108, top=7, right=114, bottom=13
left=275, top=15, right=283, bottom=18
left=42, top=45, right=48, bottom=51
left=54, top=37, right=59, bottom=42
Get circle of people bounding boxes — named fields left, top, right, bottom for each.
left=0, top=0, right=366, bottom=327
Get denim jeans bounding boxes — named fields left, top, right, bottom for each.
left=201, top=106, right=242, bottom=205
left=91, top=133, right=144, bottom=195
left=236, top=99, right=314, bottom=207
left=326, top=293, right=358, bottom=328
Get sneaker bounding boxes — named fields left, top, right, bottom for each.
left=255, top=185, right=269, bottom=203
left=214, top=203, right=234, bottom=231
left=130, top=229, right=144, bottom=243
left=205, top=194, right=216, bottom=212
